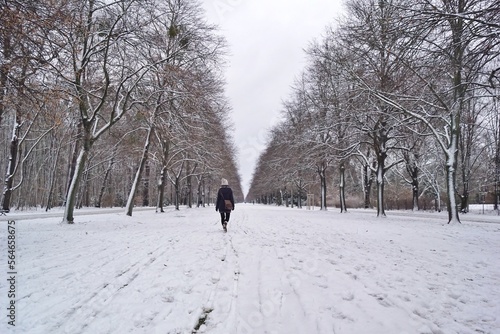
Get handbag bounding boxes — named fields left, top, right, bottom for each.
left=220, top=190, right=233, bottom=210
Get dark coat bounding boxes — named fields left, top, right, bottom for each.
left=216, top=186, right=235, bottom=212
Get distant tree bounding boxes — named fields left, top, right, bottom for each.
left=306, top=34, right=359, bottom=212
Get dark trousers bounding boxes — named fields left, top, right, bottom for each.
left=220, top=211, right=230, bottom=224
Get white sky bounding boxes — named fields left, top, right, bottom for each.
left=201, top=0, right=345, bottom=196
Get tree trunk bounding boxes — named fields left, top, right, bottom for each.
left=363, top=161, right=374, bottom=209
left=445, top=1, right=466, bottom=224
left=142, top=162, right=150, bottom=207
left=157, top=166, right=167, bottom=212
left=96, top=154, right=115, bottom=208
left=1, top=117, right=21, bottom=212
left=375, top=120, right=388, bottom=217
left=445, top=110, right=461, bottom=223
left=196, top=177, right=203, bottom=207
left=412, top=181, right=419, bottom=212
left=196, top=182, right=201, bottom=207
left=376, top=160, right=386, bottom=217
left=174, top=178, right=180, bottom=210
left=318, top=165, right=327, bottom=210
left=207, top=184, right=211, bottom=206
left=460, top=181, right=469, bottom=213
left=65, top=121, right=82, bottom=204
left=156, top=138, right=170, bottom=212
left=45, top=142, right=61, bottom=211
left=79, top=168, right=90, bottom=208
left=445, top=136, right=461, bottom=223
left=126, top=126, right=153, bottom=216
left=459, top=119, right=474, bottom=214
left=63, top=147, right=90, bottom=223
left=170, top=181, right=174, bottom=207
left=411, top=176, right=419, bottom=212
left=445, top=161, right=460, bottom=223
left=403, top=150, right=420, bottom=211
left=298, top=179, right=303, bottom=208
left=339, top=163, right=347, bottom=213
left=202, top=179, right=206, bottom=207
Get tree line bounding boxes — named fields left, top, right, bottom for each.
left=246, top=0, right=500, bottom=223
left=0, top=0, right=244, bottom=223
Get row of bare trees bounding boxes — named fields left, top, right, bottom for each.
left=0, top=0, right=243, bottom=223
left=247, top=0, right=500, bottom=223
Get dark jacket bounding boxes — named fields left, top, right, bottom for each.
left=216, top=186, right=235, bottom=212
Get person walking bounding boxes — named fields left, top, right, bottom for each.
left=216, top=178, right=234, bottom=232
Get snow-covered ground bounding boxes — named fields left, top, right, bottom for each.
left=1, top=204, right=499, bottom=334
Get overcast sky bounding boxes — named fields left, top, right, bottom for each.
left=201, top=0, right=345, bottom=196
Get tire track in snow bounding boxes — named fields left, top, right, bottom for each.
left=226, top=206, right=314, bottom=333
left=195, top=218, right=242, bottom=333
left=273, top=215, right=333, bottom=333
left=52, top=244, right=168, bottom=333
left=115, top=218, right=226, bottom=334
left=20, top=235, right=153, bottom=304
left=17, top=222, right=184, bottom=332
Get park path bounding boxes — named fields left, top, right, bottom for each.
left=1, top=204, right=498, bottom=333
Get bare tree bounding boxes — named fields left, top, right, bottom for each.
left=367, top=0, right=499, bottom=223
left=37, top=0, right=188, bottom=223
left=123, top=0, right=227, bottom=215
left=0, top=1, right=62, bottom=211
left=338, top=0, right=417, bottom=217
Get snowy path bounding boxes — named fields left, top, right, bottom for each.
left=1, top=204, right=499, bottom=334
